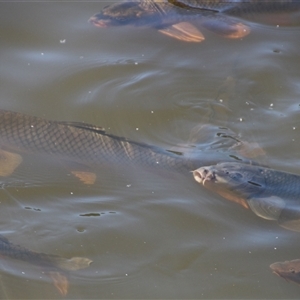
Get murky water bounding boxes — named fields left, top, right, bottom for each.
left=0, top=1, right=300, bottom=299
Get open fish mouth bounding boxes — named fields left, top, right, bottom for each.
left=269, top=262, right=283, bottom=278
left=193, top=167, right=216, bottom=186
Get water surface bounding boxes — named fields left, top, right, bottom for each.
left=0, top=1, right=300, bottom=299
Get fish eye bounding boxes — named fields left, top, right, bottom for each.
left=289, top=268, right=295, bottom=273
left=228, top=172, right=242, bottom=180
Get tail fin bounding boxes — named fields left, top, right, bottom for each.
left=47, top=256, right=92, bottom=295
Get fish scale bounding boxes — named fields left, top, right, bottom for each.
left=0, top=109, right=201, bottom=172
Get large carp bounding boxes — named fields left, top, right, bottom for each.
left=0, top=109, right=240, bottom=177
left=193, top=162, right=300, bottom=286
left=0, top=108, right=246, bottom=293
left=89, top=0, right=300, bottom=42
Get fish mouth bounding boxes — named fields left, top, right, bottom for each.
left=269, top=263, right=281, bottom=277
left=193, top=167, right=216, bottom=186
left=89, top=16, right=110, bottom=28
left=269, top=262, right=290, bottom=279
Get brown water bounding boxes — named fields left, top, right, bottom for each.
left=0, top=1, right=300, bottom=299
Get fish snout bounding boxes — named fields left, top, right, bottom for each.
left=193, top=167, right=216, bottom=186
left=89, top=15, right=109, bottom=27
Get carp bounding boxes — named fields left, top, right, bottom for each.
left=89, top=0, right=300, bottom=42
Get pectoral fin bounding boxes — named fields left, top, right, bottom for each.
left=48, top=271, right=69, bottom=296
left=201, top=18, right=250, bottom=39
left=71, top=171, right=97, bottom=185
left=247, top=196, right=285, bottom=221
left=159, top=22, right=205, bottom=42
left=0, top=149, right=22, bottom=177
left=231, top=141, right=266, bottom=159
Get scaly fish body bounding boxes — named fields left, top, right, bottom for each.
left=0, top=109, right=240, bottom=175
left=0, top=234, right=92, bottom=295
left=193, top=162, right=300, bottom=230
left=190, top=0, right=300, bottom=15
left=0, top=235, right=91, bottom=271
left=89, top=1, right=300, bottom=42
left=90, top=0, right=300, bottom=27
left=193, top=162, right=300, bottom=286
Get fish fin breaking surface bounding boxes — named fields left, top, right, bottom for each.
left=71, top=170, right=97, bottom=185
left=159, top=22, right=205, bottom=42
left=0, top=149, right=22, bottom=177
left=201, top=18, right=250, bottom=38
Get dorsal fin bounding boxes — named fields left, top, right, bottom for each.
left=58, top=121, right=105, bottom=134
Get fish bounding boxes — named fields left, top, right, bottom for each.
left=89, top=0, right=300, bottom=42
left=0, top=234, right=92, bottom=295
left=193, top=162, right=300, bottom=231
left=192, top=162, right=300, bottom=286
left=0, top=109, right=239, bottom=179
left=270, top=259, right=300, bottom=285
left=0, top=109, right=248, bottom=293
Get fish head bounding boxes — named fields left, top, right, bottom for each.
left=89, top=2, right=160, bottom=28
left=193, top=162, right=267, bottom=209
left=270, top=259, right=300, bottom=285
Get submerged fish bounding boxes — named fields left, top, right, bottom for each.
left=89, top=0, right=300, bottom=42
left=0, top=109, right=238, bottom=178
left=0, top=109, right=247, bottom=292
left=270, top=259, right=300, bottom=285
left=193, top=162, right=300, bottom=231
left=193, top=162, right=300, bottom=286
left=0, top=234, right=92, bottom=295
